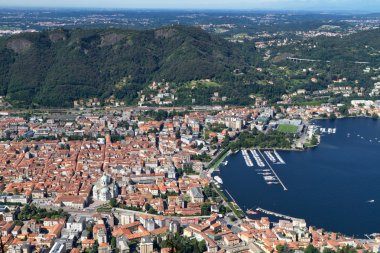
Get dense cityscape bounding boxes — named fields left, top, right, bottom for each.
left=0, top=4, right=379, bottom=253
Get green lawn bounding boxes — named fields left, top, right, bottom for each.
left=186, top=80, right=222, bottom=88
left=277, top=124, right=298, bottom=134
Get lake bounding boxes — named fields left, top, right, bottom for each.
left=218, top=117, right=380, bottom=236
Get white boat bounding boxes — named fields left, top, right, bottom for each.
left=214, top=176, right=223, bottom=184
left=242, top=149, right=254, bottom=167
left=273, top=150, right=285, bottom=164
left=264, top=151, right=276, bottom=163
left=367, top=200, right=375, bottom=203
left=250, top=149, right=265, bottom=167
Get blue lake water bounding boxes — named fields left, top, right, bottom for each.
left=218, top=118, right=380, bottom=236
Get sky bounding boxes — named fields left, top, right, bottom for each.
left=0, top=0, right=379, bottom=12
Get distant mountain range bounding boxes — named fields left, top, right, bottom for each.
left=0, top=26, right=255, bottom=107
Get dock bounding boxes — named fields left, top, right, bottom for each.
left=273, top=150, right=285, bottom=164
left=256, top=207, right=297, bottom=220
left=264, top=150, right=277, bottom=163
left=225, top=189, right=237, bottom=203
left=242, top=149, right=254, bottom=167
left=258, top=149, right=288, bottom=191
left=250, top=149, right=265, bottom=167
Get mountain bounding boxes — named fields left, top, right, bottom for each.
left=0, top=26, right=256, bottom=107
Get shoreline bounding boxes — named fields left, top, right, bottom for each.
left=216, top=117, right=379, bottom=238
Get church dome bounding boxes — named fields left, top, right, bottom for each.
left=100, top=187, right=109, bottom=194
left=101, top=174, right=109, bottom=185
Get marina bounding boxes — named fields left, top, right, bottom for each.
left=242, top=149, right=254, bottom=167
left=320, top=127, right=337, bottom=134
left=219, top=118, right=380, bottom=236
left=273, top=150, right=285, bottom=164
left=258, top=149, right=288, bottom=191
left=250, top=149, right=265, bottom=167
left=264, top=150, right=277, bottom=163
left=243, top=149, right=287, bottom=188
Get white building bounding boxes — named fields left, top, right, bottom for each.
left=93, top=174, right=118, bottom=201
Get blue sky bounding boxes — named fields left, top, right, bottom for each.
left=0, top=0, right=379, bottom=12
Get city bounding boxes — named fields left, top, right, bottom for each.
left=0, top=98, right=379, bottom=252
left=0, top=0, right=379, bottom=253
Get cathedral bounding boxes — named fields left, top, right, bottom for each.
left=93, top=174, right=118, bottom=201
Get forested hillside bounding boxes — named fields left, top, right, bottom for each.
left=0, top=26, right=256, bottom=107
left=275, top=28, right=380, bottom=64
left=1, top=26, right=379, bottom=108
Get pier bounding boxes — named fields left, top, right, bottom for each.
left=258, top=149, right=288, bottom=191
left=264, top=150, right=276, bottom=163
left=250, top=149, right=265, bottom=167
left=273, top=150, right=285, bottom=164
left=225, top=189, right=237, bottom=203
left=256, top=207, right=297, bottom=220
left=242, top=149, right=254, bottom=167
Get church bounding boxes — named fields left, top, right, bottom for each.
left=93, top=174, right=118, bottom=201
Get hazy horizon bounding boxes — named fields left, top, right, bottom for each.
left=0, top=0, right=379, bottom=12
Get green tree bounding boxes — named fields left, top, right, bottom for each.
left=323, top=248, right=336, bottom=253
left=110, top=198, right=117, bottom=208
left=222, top=132, right=230, bottom=148
left=111, top=236, right=117, bottom=250
left=304, top=244, right=320, bottom=253
left=201, top=203, right=211, bottom=215
left=310, top=135, right=318, bottom=146
left=336, top=245, right=357, bottom=253
left=276, top=244, right=293, bottom=253
left=338, top=105, right=349, bottom=116
left=329, top=113, right=337, bottom=120
left=91, top=241, right=99, bottom=253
